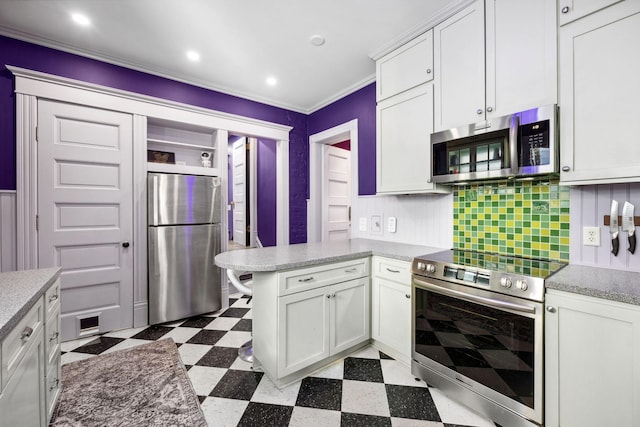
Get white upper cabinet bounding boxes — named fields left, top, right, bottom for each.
left=434, top=0, right=557, bottom=132
left=376, top=30, right=434, bottom=102
left=558, top=0, right=624, bottom=24
left=559, top=0, right=640, bottom=184
left=433, top=1, right=485, bottom=132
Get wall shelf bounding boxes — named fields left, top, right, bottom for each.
left=147, top=138, right=216, bottom=152
left=147, top=162, right=219, bottom=177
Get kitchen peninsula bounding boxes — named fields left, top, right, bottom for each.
left=214, top=239, right=444, bottom=386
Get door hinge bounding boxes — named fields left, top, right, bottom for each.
left=35, top=126, right=38, bottom=142
left=36, top=214, right=39, bottom=231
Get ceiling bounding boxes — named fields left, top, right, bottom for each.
left=0, top=0, right=467, bottom=113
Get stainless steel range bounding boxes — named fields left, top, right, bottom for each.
left=411, top=249, right=566, bottom=427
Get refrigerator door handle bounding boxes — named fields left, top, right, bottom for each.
left=152, top=175, right=159, bottom=226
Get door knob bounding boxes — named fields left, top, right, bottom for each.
left=122, top=242, right=130, bottom=248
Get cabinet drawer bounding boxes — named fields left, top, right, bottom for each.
left=1, top=298, right=44, bottom=390
left=278, top=258, right=369, bottom=296
left=44, top=279, right=61, bottom=319
left=46, top=352, right=62, bottom=422
left=45, top=309, right=61, bottom=366
left=372, top=257, right=411, bottom=285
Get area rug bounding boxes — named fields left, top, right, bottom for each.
left=50, top=338, right=207, bottom=427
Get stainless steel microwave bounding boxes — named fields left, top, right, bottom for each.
left=431, top=105, right=558, bottom=184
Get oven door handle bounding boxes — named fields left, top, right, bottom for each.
left=413, top=277, right=536, bottom=314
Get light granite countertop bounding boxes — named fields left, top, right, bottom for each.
left=546, top=264, right=640, bottom=306
left=215, top=238, right=446, bottom=272
left=0, top=267, right=61, bottom=342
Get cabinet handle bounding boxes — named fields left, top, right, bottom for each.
left=386, top=268, right=400, bottom=273
left=21, top=326, right=34, bottom=340
left=326, top=294, right=331, bottom=299
left=345, top=268, right=358, bottom=273
left=426, top=69, right=432, bottom=74
left=298, top=277, right=314, bottom=282
left=48, top=293, right=59, bottom=303
left=486, top=106, right=493, bottom=112
left=405, top=294, right=411, bottom=299
left=546, top=306, right=557, bottom=313
left=562, top=166, right=570, bottom=172
left=49, top=378, right=60, bottom=392
left=331, top=293, right=336, bottom=298
left=561, top=5, right=569, bottom=13
left=49, top=331, right=59, bottom=342
left=476, top=108, right=483, bottom=115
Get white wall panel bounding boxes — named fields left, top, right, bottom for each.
left=570, top=183, right=640, bottom=272
left=351, top=193, right=453, bottom=249
left=0, top=191, right=17, bottom=272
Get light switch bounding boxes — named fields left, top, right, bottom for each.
left=387, top=216, right=397, bottom=233
left=371, top=215, right=382, bottom=234
left=359, top=217, right=367, bottom=232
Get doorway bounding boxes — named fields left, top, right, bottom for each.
left=308, top=120, right=359, bottom=242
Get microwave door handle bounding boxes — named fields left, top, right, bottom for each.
left=412, top=277, right=536, bottom=315
left=509, top=115, right=520, bottom=175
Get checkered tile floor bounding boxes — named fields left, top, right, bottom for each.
left=61, top=294, right=497, bottom=427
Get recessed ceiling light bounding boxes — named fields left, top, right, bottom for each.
left=71, top=13, right=91, bottom=27
left=186, top=50, right=200, bottom=61
left=266, top=76, right=277, bottom=86
left=310, top=35, right=325, bottom=46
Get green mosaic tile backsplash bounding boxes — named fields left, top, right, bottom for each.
left=453, top=179, right=570, bottom=262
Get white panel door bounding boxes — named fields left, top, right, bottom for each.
left=232, top=137, right=247, bottom=247
left=322, top=145, right=351, bottom=241
left=37, top=100, right=133, bottom=340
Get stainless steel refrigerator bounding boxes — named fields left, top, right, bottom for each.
left=148, top=172, right=222, bottom=324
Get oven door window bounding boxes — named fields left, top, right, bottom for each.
left=415, top=288, right=535, bottom=409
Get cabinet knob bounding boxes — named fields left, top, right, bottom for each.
left=546, top=306, right=557, bottom=313
left=326, top=294, right=331, bottom=299
left=405, top=294, right=411, bottom=299
left=21, top=326, right=33, bottom=340
left=562, top=166, right=570, bottom=172
left=476, top=109, right=483, bottom=115
left=331, top=293, right=336, bottom=298
left=486, top=106, right=493, bottom=112
left=426, top=69, right=432, bottom=74
left=122, top=242, right=130, bottom=248
left=48, top=293, right=59, bottom=303
left=561, top=5, right=570, bottom=13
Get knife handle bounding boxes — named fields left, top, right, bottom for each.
left=612, top=235, right=619, bottom=256
left=628, top=234, right=636, bottom=255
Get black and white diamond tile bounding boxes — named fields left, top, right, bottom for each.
left=60, top=294, right=497, bottom=427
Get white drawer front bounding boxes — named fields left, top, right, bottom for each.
left=46, top=352, right=62, bottom=422
left=1, top=298, right=44, bottom=389
left=372, top=256, right=411, bottom=285
left=278, top=258, right=369, bottom=296
left=44, top=279, right=61, bottom=319
left=45, top=309, right=61, bottom=366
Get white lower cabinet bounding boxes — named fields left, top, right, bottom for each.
left=371, top=257, right=412, bottom=364
left=253, top=258, right=370, bottom=386
left=0, top=276, right=61, bottom=427
left=545, top=290, right=640, bottom=427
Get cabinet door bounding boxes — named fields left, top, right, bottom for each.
left=371, top=278, right=411, bottom=360
left=330, top=278, right=370, bottom=354
left=558, top=0, right=624, bottom=25
left=545, top=292, right=640, bottom=427
left=377, top=30, right=434, bottom=101
left=559, top=2, right=640, bottom=184
left=433, top=0, right=485, bottom=131
left=486, top=0, right=557, bottom=118
left=278, top=287, right=330, bottom=377
left=377, top=84, right=447, bottom=194
left=0, top=333, right=45, bottom=427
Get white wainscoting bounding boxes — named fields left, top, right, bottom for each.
left=570, top=183, right=640, bottom=272
left=351, top=193, right=453, bottom=249
left=0, top=191, right=17, bottom=272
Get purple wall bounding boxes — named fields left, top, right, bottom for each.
left=0, top=35, right=308, bottom=243
left=257, top=139, right=277, bottom=247
left=307, top=83, right=376, bottom=196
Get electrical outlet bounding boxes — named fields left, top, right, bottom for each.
left=370, top=215, right=382, bottom=234
left=387, top=216, right=397, bottom=233
left=583, top=226, right=601, bottom=246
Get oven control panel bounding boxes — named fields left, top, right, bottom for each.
left=411, top=257, right=546, bottom=302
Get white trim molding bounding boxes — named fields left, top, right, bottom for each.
left=307, top=119, right=359, bottom=243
